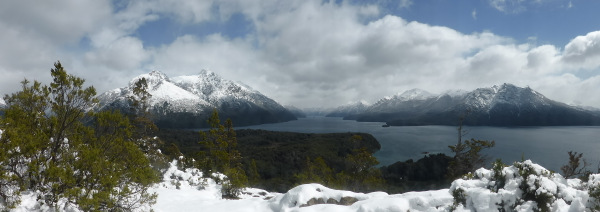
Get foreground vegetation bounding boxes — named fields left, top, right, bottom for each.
left=0, top=62, right=161, bottom=210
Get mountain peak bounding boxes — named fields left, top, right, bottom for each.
left=149, top=70, right=166, bottom=76
left=199, top=69, right=215, bottom=77
left=131, top=70, right=170, bottom=87
left=464, top=83, right=550, bottom=112
left=146, top=70, right=169, bottom=80
left=396, top=88, right=434, bottom=100
left=492, top=83, right=539, bottom=96
left=342, top=100, right=369, bottom=106
left=325, top=100, right=371, bottom=117
left=494, top=83, right=518, bottom=92
left=441, top=89, right=468, bottom=97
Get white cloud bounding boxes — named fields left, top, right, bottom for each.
left=122, top=0, right=214, bottom=24
left=562, top=31, right=600, bottom=70
left=472, top=9, right=477, bottom=20
left=3, top=0, right=600, bottom=109
left=0, top=0, right=113, bottom=95
left=84, top=36, right=149, bottom=70
left=0, top=0, right=112, bottom=44
left=488, top=0, right=538, bottom=13
left=399, top=0, right=413, bottom=9
left=489, top=0, right=572, bottom=13
left=152, top=34, right=260, bottom=78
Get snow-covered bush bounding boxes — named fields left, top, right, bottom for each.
left=449, top=160, right=592, bottom=211
left=587, top=175, right=600, bottom=210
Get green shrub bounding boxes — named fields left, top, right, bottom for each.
left=0, top=62, right=159, bottom=210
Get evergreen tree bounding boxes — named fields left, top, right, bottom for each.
left=446, top=113, right=495, bottom=179
left=447, top=138, right=495, bottom=179
left=128, top=77, right=170, bottom=172
left=128, top=77, right=157, bottom=139
left=0, top=62, right=159, bottom=210
left=330, top=135, right=384, bottom=192
left=198, top=110, right=247, bottom=198
left=247, top=159, right=261, bottom=187
left=295, top=157, right=335, bottom=186
left=343, top=147, right=385, bottom=191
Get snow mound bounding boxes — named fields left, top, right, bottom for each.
left=267, top=184, right=452, bottom=212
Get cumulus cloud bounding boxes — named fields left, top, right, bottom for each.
left=0, top=0, right=113, bottom=93
left=116, top=0, right=214, bottom=25
left=0, top=0, right=112, bottom=45
left=84, top=36, right=149, bottom=70
left=2, top=0, right=600, bottom=109
left=152, top=34, right=261, bottom=79
left=562, top=31, right=600, bottom=70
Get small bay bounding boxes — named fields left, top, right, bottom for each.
left=238, top=116, right=600, bottom=172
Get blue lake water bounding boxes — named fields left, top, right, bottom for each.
left=238, top=116, right=600, bottom=172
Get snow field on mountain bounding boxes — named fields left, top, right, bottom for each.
left=96, top=70, right=290, bottom=117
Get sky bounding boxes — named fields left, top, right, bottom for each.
left=1, top=0, right=600, bottom=108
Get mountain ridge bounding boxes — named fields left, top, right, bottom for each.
left=326, top=101, right=370, bottom=117
left=96, top=70, right=297, bottom=128
left=341, top=83, right=600, bottom=126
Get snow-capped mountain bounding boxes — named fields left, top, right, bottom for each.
left=366, top=89, right=437, bottom=114
left=461, top=84, right=549, bottom=112
left=96, top=70, right=296, bottom=128
left=346, top=83, right=600, bottom=126
left=326, top=101, right=370, bottom=117
left=394, top=88, right=435, bottom=101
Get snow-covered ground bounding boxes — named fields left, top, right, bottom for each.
left=6, top=160, right=600, bottom=211
left=150, top=161, right=452, bottom=212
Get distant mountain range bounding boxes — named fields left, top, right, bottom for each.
left=5, top=77, right=599, bottom=127
left=328, top=83, right=600, bottom=126
left=325, top=101, right=371, bottom=117
left=96, top=70, right=296, bottom=128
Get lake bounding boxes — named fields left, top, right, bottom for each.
left=238, top=116, right=600, bottom=172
